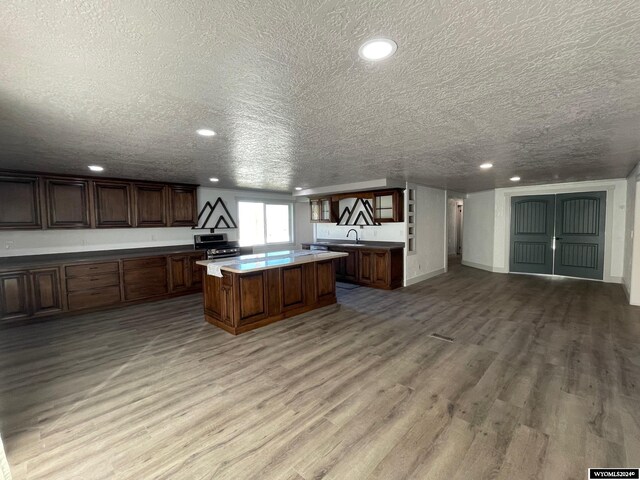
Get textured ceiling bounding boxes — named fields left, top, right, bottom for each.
left=1, top=0, right=639, bottom=192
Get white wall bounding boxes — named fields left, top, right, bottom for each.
left=0, top=187, right=313, bottom=257
left=405, top=184, right=447, bottom=285
left=462, top=178, right=628, bottom=283
left=623, top=164, right=640, bottom=304
left=315, top=222, right=406, bottom=243
left=461, top=190, right=496, bottom=271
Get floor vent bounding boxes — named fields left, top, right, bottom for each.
left=429, top=333, right=454, bottom=343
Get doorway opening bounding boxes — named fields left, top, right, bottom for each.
left=509, top=191, right=606, bottom=280
left=447, top=198, right=464, bottom=268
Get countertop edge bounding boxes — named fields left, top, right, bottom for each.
left=197, top=251, right=348, bottom=274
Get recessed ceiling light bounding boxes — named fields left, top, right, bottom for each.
left=480, top=163, right=493, bottom=169
left=295, top=187, right=303, bottom=191
left=510, top=176, right=521, bottom=182
left=197, top=129, right=216, bottom=137
left=209, top=177, right=219, bottom=182
left=358, top=38, right=398, bottom=61
left=88, top=165, right=104, bottom=172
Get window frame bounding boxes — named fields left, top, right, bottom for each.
left=236, top=198, right=295, bottom=247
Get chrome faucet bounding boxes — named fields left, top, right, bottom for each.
left=346, top=229, right=359, bottom=243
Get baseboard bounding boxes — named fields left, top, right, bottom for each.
left=604, top=276, right=623, bottom=285
left=461, top=260, right=498, bottom=273
left=405, top=268, right=446, bottom=286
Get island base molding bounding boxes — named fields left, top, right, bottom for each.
left=202, top=259, right=337, bottom=335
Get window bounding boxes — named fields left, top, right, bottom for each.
left=238, top=200, right=293, bottom=246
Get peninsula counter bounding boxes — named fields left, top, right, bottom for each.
left=196, top=250, right=348, bottom=335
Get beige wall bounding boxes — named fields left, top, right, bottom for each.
left=623, top=164, right=640, bottom=305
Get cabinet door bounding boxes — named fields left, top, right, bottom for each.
left=320, top=199, right=332, bottom=221
left=358, top=251, right=374, bottom=285
left=310, top=200, right=321, bottom=222
left=168, top=186, right=197, bottom=226
left=373, top=190, right=403, bottom=223
left=30, top=268, right=63, bottom=316
left=343, top=249, right=358, bottom=282
left=94, top=181, right=133, bottom=228
left=371, top=251, right=390, bottom=287
left=316, top=260, right=335, bottom=300
left=169, top=255, right=189, bottom=292
left=45, top=178, right=92, bottom=228
left=189, top=253, right=204, bottom=289
left=0, top=272, right=31, bottom=320
left=0, top=174, right=42, bottom=229
left=134, top=184, right=167, bottom=227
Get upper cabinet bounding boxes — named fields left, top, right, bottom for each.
left=0, top=170, right=198, bottom=230
left=373, top=190, right=404, bottom=223
left=168, top=185, right=198, bottom=227
left=310, top=197, right=337, bottom=223
left=134, top=183, right=167, bottom=227
left=45, top=177, right=93, bottom=228
left=0, top=174, right=42, bottom=229
left=94, top=181, right=133, bottom=228
left=310, top=189, right=404, bottom=224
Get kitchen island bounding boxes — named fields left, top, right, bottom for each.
left=197, top=250, right=348, bottom=335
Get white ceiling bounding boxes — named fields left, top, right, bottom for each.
left=1, top=0, right=639, bottom=192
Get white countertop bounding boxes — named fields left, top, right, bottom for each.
left=196, top=250, right=348, bottom=275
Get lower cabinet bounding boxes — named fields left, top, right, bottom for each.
left=123, top=257, right=168, bottom=301
left=202, top=260, right=337, bottom=335
left=169, top=252, right=206, bottom=292
left=30, top=268, right=64, bottom=316
left=65, top=261, right=121, bottom=311
left=1, top=250, right=206, bottom=323
left=303, top=244, right=403, bottom=290
left=0, top=272, right=31, bottom=321
left=0, top=268, right=63, bottom=322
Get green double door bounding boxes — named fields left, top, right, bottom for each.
left=510, top=191, right=606, bottom=280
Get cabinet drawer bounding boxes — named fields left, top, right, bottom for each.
left=124, top=283, right=168, bottom=301
left=66, top=273, right=120, bottom=293
left=67, top=286, right=121, bottom=311
left=66, top=262, right=119, bottom=277
left=123, top=257, right=167, bottom=271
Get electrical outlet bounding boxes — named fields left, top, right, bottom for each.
left=151, top=234, right=157, bottom=241
left=5, top=241, right=14, bottom=249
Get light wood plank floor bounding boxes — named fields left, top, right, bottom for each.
left=1, top=263, right=640, bottom=479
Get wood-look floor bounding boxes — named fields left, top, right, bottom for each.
left=1, top=260, right=640, bottom=479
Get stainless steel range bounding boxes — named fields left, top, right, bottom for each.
left=193, top=233, right=244, bottom=260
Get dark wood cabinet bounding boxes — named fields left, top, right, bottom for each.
left=45, top=177, right=92, bottom=228
left=1, top=249, right=205, bottom=322
left=123, top=256, right=168, bottom=301
left=134, top=184, right=167, bottom=227
left=189, top=252, right=205, bottom=288
left=30, top=268, right=63, bottom=316
left=202, top=258, right=340, bottom=335
left=358, top=251, right=374, bottom=285
left=168, top=186, right=197, bottom=226
left=310, top=198, right=337, bottom=223
left=0, top=174, right=42, bottom=229
left=169, top=252, right=205, bottom=292
left=0, top=272, right=31, bottom=321
left=303, top=243, right=403, bottom=290
left=333, top=247, right=358, bottom=282
left=65, top=261, right=121, bottom=311
left=0, top=269, right=63, bottom=321
left=94, top=181, right=133, bottom=228
left=373, top=190, right=404, bottom=223
left=0, top=170, right=197, bottom=231
left=169, top=255, right=190, bottom=292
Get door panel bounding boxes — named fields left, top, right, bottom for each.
left=510, top=195, right=555, bottom=274
left=94, top=181, right=132, bottom=228
left=553, top=192, right=605, bottom=280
